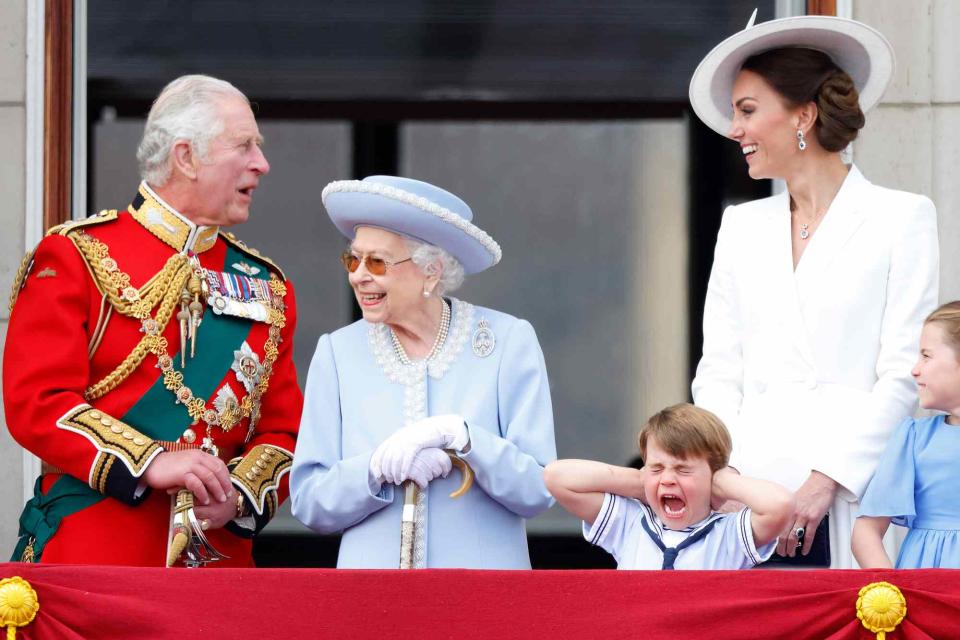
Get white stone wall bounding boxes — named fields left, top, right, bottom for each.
left=854, top=0, right=960, bottom=300
left=0, top=0, right=27, bottom=556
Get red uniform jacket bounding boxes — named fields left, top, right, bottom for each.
left=3, top=183, right=303, bottom=566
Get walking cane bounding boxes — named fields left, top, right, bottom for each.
left=399, top=451, right=473, bottom=569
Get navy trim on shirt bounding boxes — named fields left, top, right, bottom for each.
left=590, top=494, right=617, bottom=545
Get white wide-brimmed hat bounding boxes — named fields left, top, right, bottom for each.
left=689, top=12, right=895, bottom=136
left=321, top=176, right=501, bottom=275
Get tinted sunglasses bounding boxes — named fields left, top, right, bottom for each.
left=340, top=251, right=413, bottom=276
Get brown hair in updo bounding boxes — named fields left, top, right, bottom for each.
left=925, top=302, right=960, bottom=360
left=741, top=47, right=865, bottom=152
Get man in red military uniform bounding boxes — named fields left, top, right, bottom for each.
left=3, top=74, right=303, bottom=566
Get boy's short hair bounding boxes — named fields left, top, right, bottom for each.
left=637, top=403, right=732, bottom=472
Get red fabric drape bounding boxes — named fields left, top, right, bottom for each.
left=3, top=564, right=959, bottom=639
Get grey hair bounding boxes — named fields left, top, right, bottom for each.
left=136, top=74, right=248, bottom=186
left=404, top=238, right=465, bottom=296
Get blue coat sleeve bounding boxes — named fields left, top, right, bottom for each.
left=857, top=417, right=917, bottom=527
left=290, top=333, right=394, bottom=534
left=460, top=319, right=557, bottom=518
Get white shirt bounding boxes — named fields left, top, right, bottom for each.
left=582, top=493, right=775, bottom=570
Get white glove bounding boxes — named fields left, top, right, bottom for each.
left=369, top=415, right=468, bottom=485
left=403, top=448, right=453, bottom=489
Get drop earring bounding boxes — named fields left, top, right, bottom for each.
left=797, top=129, right=807, bottom=151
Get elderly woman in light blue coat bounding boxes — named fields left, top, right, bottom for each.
left=290, top=176, right=557, bottom=568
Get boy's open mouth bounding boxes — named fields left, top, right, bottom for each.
left=660, top=494, right=687, bottom=518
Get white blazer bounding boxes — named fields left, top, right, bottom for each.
left=693, top=165, right=939, bottom=505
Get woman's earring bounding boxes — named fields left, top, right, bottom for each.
left=797, top=129, right=807, bottom=151
left=422, top=287, right=431, bottom=298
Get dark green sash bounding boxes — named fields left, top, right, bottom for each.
left=12, top=476, right=103, bottom=562
left=11, top=245, right=268, bottom=561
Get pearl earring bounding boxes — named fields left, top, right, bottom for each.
left=422, top=288, right=431, bottom=298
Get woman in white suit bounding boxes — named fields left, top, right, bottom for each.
left=688, top=15, right=939, bottom=568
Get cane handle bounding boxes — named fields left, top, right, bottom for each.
left=446, top=451, right=474, bottom=499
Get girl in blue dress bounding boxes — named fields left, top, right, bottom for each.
left=853, top=301, right=960, bottom=568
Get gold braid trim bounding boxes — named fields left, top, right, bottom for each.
left=90, top=452, right=116, bottom=494
left=71, top=230, right=191, bottom=320
left=71, top=231, right=194, bottom=400
left=57, top=405, right=161, bottom=479
left=7, top=249, right=36, bottom=313
left=231, top=445, right=293, bottom=516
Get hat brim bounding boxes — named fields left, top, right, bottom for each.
left=689, top=15, right=894, bottom=137
left=322, top=185, right=500, bottom=275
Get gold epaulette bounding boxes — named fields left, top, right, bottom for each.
left=8, top=211, right=120, bottom=312
left=220, top=231, right=287, bottom=281
left=47, top=209, right=119, bottom=237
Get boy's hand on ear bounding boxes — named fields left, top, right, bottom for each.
left=711, top=467, right=744, bottom=512
left=633, top=466, right=648, bottom=504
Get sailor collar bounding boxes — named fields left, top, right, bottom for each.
left=130, top=182, right=219, bottom=254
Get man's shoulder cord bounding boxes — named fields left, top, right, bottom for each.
left=7, top=210, right=120, bottom=313
left=70, top=230, right=194, bottom=400
left=8, top=248, right=37, bottom=313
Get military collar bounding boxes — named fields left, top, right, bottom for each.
left=129, top=182, right=219, bottom=254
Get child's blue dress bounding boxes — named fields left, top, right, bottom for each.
left=859, top=414, right=960, bottom=568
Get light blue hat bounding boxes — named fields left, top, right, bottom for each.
left=321, top=175, right=502, bottom=275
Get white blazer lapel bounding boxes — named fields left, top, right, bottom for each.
left=794, top=165, right=869, bottom=296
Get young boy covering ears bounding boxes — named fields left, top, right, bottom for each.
left=545, top=404, right=794, bottom=569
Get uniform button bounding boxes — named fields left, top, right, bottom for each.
left=133, top=437, right=146, bottom=446
left=122, top=431, right=134, bottom=440
left=245, top=472, right=255, bottom=480
left=89, top=411, right=101, bottom=420
left=100, top=418, right=113, bottom=427
left=182, top=428, right=196, bottom=444
left=110, top=425, right=123, bottom=434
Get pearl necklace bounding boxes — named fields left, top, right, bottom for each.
left=390, top=298, right=450, bottom=366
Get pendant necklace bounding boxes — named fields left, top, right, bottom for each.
left=791, top=201, right=826, bottom=241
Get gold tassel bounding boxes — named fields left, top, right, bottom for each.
left=166, top=530, right=189, bottom=568
left=177, top=288, right=191, bottom=368
left=186, top=269, right=204, bottom=359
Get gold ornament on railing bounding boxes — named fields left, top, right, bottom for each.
left=0, top=576, right=39, bottom=640
left=856, top=581, right=906, bottom=640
